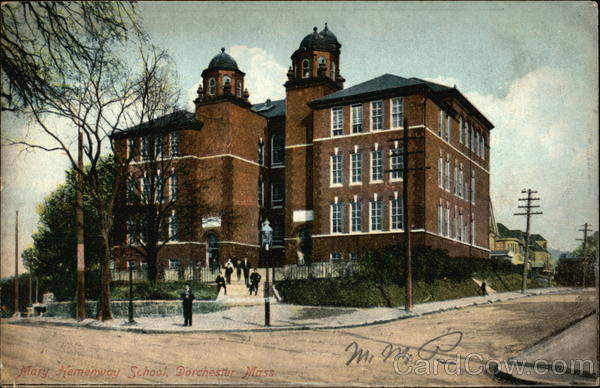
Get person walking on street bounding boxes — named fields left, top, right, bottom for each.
left=216, top=271, right=227, bottom=296
left=480, top=281, right=488, bottom=296
left=249, top=268, right=262, bottom=296
left=242, top=257, right=251, bottom=286
left=236, top=259, right=242, bottom=282
left=181, top=284, right=195, bottom=327
left=225, top=258, right=234, bottom=284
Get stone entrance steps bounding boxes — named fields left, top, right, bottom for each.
left=216, top=268, right=280, bottom=305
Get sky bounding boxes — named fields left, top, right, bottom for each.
left=1, top=1, right=598, bottom=276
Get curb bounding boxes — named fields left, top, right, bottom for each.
left=3, top=287, right=583, bottom=334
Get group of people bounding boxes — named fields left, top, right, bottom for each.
left=215, top=257, right=262, bottom=296
left=181, top=257, right=263, bottom=326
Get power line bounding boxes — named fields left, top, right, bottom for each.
left=576, top=222, right=592, bottom=288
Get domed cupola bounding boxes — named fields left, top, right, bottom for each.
left=287, top=24, right=344, bottom=87
left=207, top=47, right=240, bottom=71
left=197, top=48, right=249, bottom=104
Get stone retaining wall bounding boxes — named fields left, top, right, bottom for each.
left=45, top=300, right=224, bottom=319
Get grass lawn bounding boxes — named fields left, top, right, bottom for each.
left=110, top=280, right=218, bottom=301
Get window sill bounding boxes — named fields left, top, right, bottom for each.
left=370, top=180, right=384, bottom=184
left=390, top=178, right=404, bottom=183
left=271, top=205, right=283, bottom=209
left=330, top=183, right=343, bottom=188
left=349, top=182, right=363, bottom=186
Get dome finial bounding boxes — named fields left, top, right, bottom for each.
left=313, top=26, right=317, bottom=33
left=324, top=22, right=328, bottom=30
left=221, top=47, right=225, bottom=53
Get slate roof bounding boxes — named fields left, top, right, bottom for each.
left=207, top=48, right=239, bottom=71
left=252, top=99, right=286, bottom=118
left=311, top=74, right=424, bottom=103
left=111, top=110, right=202, bottom=139
left=496, top=223, right=524, bottom=240
left=530, top=233, right=546, bottom=242
left=309, top=73, right=493, bottom=129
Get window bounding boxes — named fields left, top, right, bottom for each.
left=331, top=154, right=343, bottom=185
left=459, top=117, right=463, bottom=144
left=459, top=212, right=464, bottom=241
left=258, top=180, right=264, bottom=207
left=438, top=156, right=444, bottom=188
left=459, top=167, right=464, bottom=198
left=371, top=149, right=383, bottom=182
left=156, top=175, right=164, bottom=203
left=155, top=136, right=163, bottom=158
left=351, top=104, right=363, bottom=133
left=351, top=152, right=362, bottom=184
left=141, top=137, right=150, bottom=160
left=331, top=202, right=343, bottom=233
left=370, top=199, right=382, bottom=231
left=465, top=122, right=470, bottom=148
left=208, top=78, right=216, bottom=95
left=390, top=147, right=403, bottom=180
left=170, top=173, right=178, bottom=201
left=447, top=115, right=451, bottom=141
left=127, top=218, right=136, bottom=245
left=332, top=107, right=343, bottom=136
left=371, top=101, right=383, bottom=130
left=454, top=165, right=459, bottom=195
left=481, top=135, right=486, bottom=160
left=258, top=141, right=264, bottom=165
left=169, top=259, right=181, bottom=270
left=445, top=206, right=450, bottom=237
left=236, top=80, right=242, bottom=97
left=331, top=61, right=336, bottom=80
left=438, top=203, right=444, bottom=235
left=272, top=224, right=284, bottom=246
left=445, top=158, right=450, bottom=191
left=271, top=182, right=284, bottom=208
left=223, top=75, right=231, bottom=86
left=439, top=111, right=444, bottom=138
left=330, top=252, right=342, bottom=262
left=127, top=138, right=135, bottom=159
left=391, top=198, right=403, bottom=230
left=127, top=178, right=136, bottom=204
left=271, top=132, right=284, bottom=166
left=471, top=125, right=476, bottom=151
left=208, top=234, right=219, bottom=265
left=351, top=201, right=362, bottom=232
left=141, top=262, right=148, bottom=271
left=471, top=171, right=476, bottom=204
left=170, top=132, right=179, bottom=156
left=464, top=182, right=469, bottom=203
left=142, top=175, right=150, bottom=202
left=392, top=97, right=403, bottom=128
left=302, top=59, right=310, bottom=78
left=453, top=207, right=458, bottom=239
left=350, top=252, right=359, bottom=261
left=471, top=217, right=475, bottom=244
left=169, top=211, right=178, bottom=241
left=127, top=261, right=137, bottom=271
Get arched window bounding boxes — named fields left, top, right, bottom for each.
left=207, top=234, right=219, bottom=269
left=208, top=78, right=216, bottom=95
left=331, top=61, right=336, bottom=80
left=302, top=59, right=310, bottom=78
left=271, top=132, right=285, bottom=166
left=236, top=80, right=242, bottom=97
left=223, top=75, right=231, bottom=85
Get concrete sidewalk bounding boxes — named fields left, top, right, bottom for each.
left=4, top=287, right=580, bottom=334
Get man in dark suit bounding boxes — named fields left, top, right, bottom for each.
left=215, top=271, right=227, bottom=296
left=242, top=257, right=251, bottom=286
left=181, top=284, right=195, bottom=327
left=249, top=268, right=262, bottom=296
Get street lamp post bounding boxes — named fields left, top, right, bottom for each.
left=261, top=219, right=273, bottom=327
left=128, top=263, right=135, bottom=324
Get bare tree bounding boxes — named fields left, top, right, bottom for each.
left=3, top=9, right=181, bottom=320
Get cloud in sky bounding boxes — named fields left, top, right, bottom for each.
left=462, top=67, right=598, bottom=251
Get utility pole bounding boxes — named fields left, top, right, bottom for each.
left=76, top=130, right=86, bottom=321
left=576, top=222, right=592, bottom=288
left=514, top=189, right=542, bottom=293
left=13, top=210, right=20, bottom=317
left=388, top=117, right=429, bottom=312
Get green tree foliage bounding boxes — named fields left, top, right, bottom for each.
left=24, top=156, right=115, bottom=300
left=573, top=231, right=598, bottom=259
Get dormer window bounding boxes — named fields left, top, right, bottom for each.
left=302, top=59, right=310, bottom=78
left=208, top=78, right=216, bottom=95
left=331, top=61, right=336, bottom=80
left=236, top=81, right=242, bottom=97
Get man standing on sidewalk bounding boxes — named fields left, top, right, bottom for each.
left=249, top=268, right=262, bottom=296
left=181, top=284, right=195, bottom=327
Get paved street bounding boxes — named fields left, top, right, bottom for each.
left=1, top=289, right=596, bottom=386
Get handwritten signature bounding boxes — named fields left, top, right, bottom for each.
left=344, top=331, right=463, bottom=366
